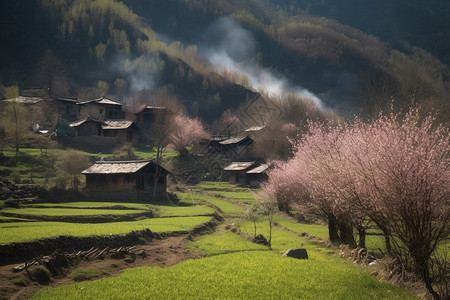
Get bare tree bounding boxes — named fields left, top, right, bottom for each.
left=1, top=86, right=29, bottom=156
left=58, top=150, right=91, bottom=189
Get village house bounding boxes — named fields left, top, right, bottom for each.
left=245, top=163, right=270, bottom=187
left=208, top=135, right=254, bottom=159
left=102, top=120, right=140, bottom=144
left=224, top=161, right=270, bottom=187
left=69, top=118, right=104, bottom=136
left=223, top=161, right=255, bottom=185
left=82, top=160, right=170, bottom=201
left=134, top=105, right=167, bottom=125
left=57, top=96, right=125, bottom=122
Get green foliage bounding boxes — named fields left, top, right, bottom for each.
left=10, top=171, right=21, bottom=184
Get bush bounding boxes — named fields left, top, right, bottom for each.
left=11, top=171, right=21, bottom=184
left=11, top=277, right=28, bottom=287
left=28, top=267, right=51, bottom=285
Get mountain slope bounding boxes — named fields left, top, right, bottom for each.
left=0, top=0, right=448, bottom=122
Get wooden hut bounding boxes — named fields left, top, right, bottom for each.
left=69, top=118, right=104, bottom=136
left=245, top=164, right=270, bottom=187
left=102, top=120, right=140, bottom=144
left=223, top=161, right=255, bottom=185
left=82, top=160, right=170, bottom=201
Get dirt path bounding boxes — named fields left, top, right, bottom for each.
left=0, top=234, right=202, bottom=300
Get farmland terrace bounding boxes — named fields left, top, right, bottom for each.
left=0, top=181, right=421, bottom=299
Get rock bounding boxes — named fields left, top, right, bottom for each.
left=1, top=186, right=11, bottom=195
left=252, top=234, right=270, bottom=246
left=283, top=248, right=309, bottom=260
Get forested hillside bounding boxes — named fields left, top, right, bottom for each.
left=0, top=0, right=449, bottom=122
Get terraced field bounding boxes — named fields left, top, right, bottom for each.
left=0, top=181, right=418, bottom=299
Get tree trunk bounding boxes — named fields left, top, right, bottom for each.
left=152, top=146, right=161, bottom=200
left=338, top=219, right=356, bottom=248
left=328, top=214, right=341, bottom=243
left=357, top=227, right=366, bottom=248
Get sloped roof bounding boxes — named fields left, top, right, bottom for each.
left=82, top=160, right=171, bottom=175
left=224, top=161, right=255, bottom=171
left=135, top=104, right=166, bottom=113
left=69, top=118, right=105, bottom=128
left=5, top=96, right=44, bottom=104
left=77, top=97, right=122, bottom=106
left=102, top=120, right=137, bottom=130
left=244, top=126, right=266, bottom=132
left=246, top=164, right=270, bottom=174
left=219, top=136, right=252, bottom=145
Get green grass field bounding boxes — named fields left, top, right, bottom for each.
left=188, top=225, right=267, bottom=255
left=1, top=207, right=148, bottom=217
left=176, top=192, right=243, bottom=214
left=32, top=236, right=416, bottom=299
left=0, top=216, right=213, bottom=244
left=28, top=202, right=151, bottom=210
left=194, top=181, right=251, bottom=191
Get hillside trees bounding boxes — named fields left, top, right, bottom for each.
left=262, top=107, right=449, bottom=298
left=57, top=150, right=91, bottom=189
left=1, top=86, right=29, bottom=156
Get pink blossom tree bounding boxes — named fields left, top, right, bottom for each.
left=263, top=107, right=449, bottom=298
left=345, top=110, right=449, bottom=299
left=169, top=115, right=210, bottom=155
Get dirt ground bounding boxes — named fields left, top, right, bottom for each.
left=0, top=234, right=201, bottom=300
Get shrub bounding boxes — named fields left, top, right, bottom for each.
left=11, top=171, right=21, bottom=184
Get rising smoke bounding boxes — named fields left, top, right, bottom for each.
left=200, top=17, right=327, bottom=110
left=110, top=53, right=163, bottom=94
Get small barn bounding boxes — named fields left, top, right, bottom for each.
left=223, top=161, right=255, bottom=185
left=245, top=164, right=270, bottom=187
left=134, top=105, right=167, bottom=124
left=69, top=118, right=104, bottom=136
left=82, top=160, right=170, bottom=201
left=102, top=120, right=140, bottom=144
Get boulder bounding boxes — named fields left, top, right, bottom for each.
left=283, top=248, right=308, bottom=260
left=252, top=234, right=270, bottom=246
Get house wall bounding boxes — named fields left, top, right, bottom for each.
left=85, top=171, right=167, bottom=201
left=228, top=171, right=247, bottom=184
left=103, top=129, right=138, bottom=144
left=80, top=104, right=105, bottom=121
left=77, top=122, right=101, bottom=136
left=246, top=173, right=267, bottom=187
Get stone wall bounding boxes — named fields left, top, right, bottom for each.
left=0, top=179, right=41, bottom=200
